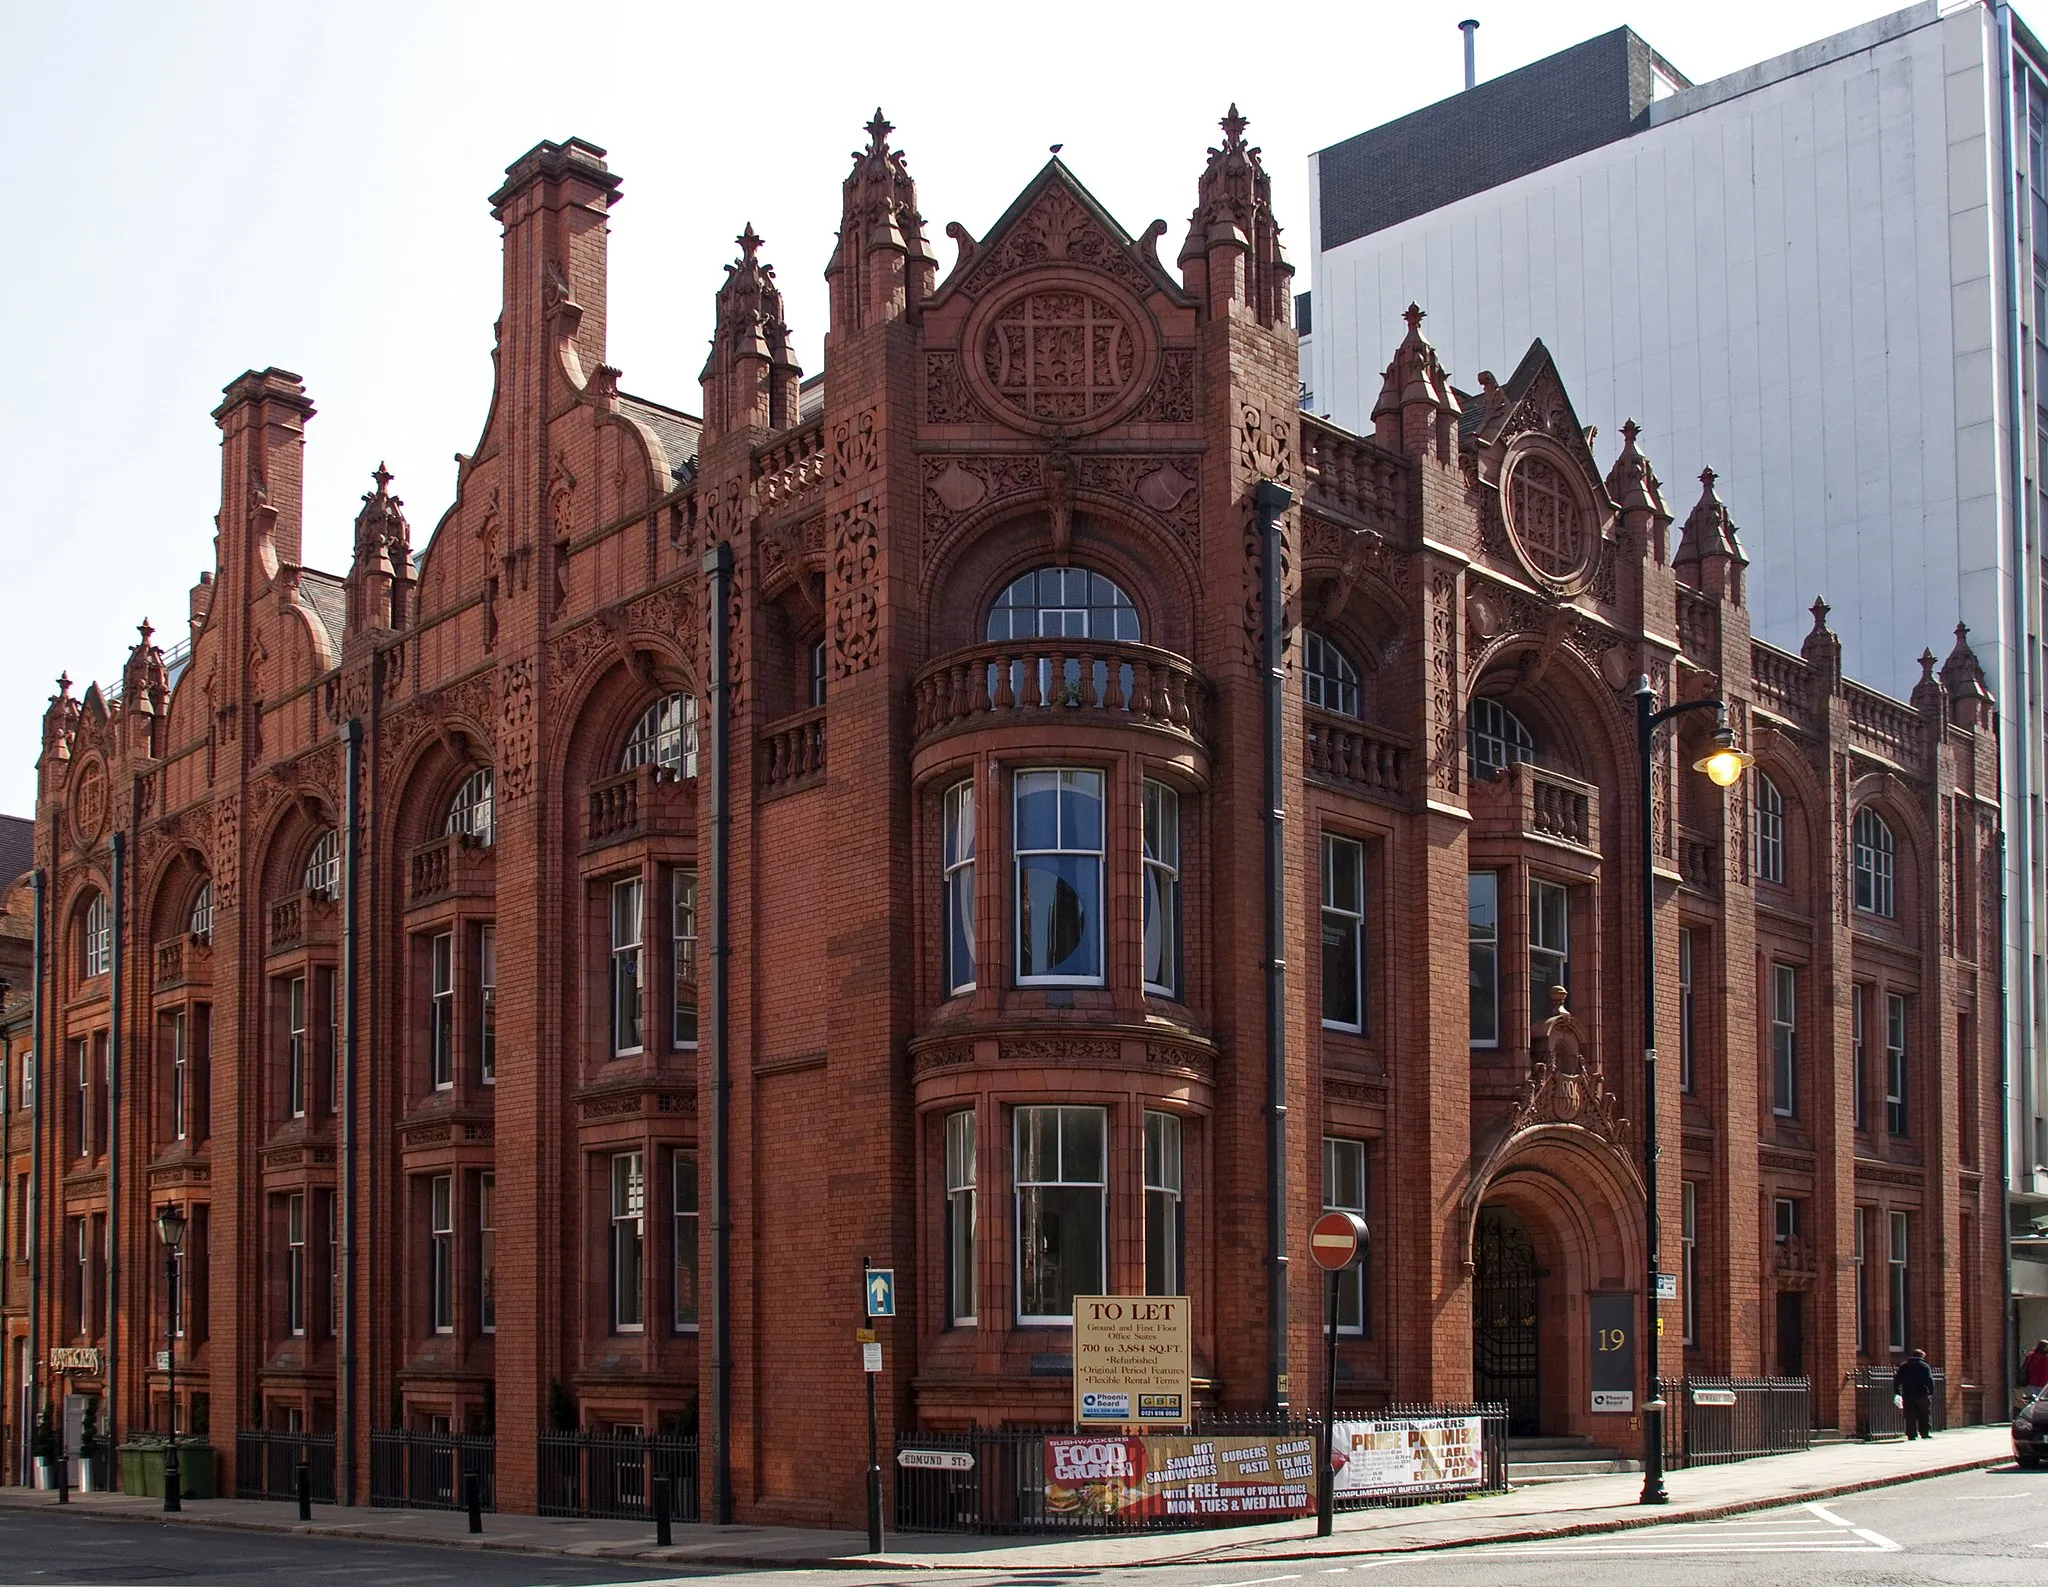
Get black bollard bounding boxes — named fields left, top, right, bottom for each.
left=654, top=1479, right=672, bottom=1548
left=465, top=1473, right=482, bottom=1534
left=56, top=1454, right=67, bottom=1505
left=297, top=1459, right=312, bottom=1521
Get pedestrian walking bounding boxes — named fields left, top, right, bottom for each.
left=1894, top=1347, right=1935, bottom=1440
left=2023, top=1339, right=2048, bottom=1400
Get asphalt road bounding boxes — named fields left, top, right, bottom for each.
left=0, top=1466, right=2034, bottom=1585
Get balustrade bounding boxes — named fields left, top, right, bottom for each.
left=912, top=640, right=1208, bottom=747
left=761, top=706, right=826, bottom=794
left=1303, top=709, right=1409, bottom=800
left=586, top=762, right=693, bottom=846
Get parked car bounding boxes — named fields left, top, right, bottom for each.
left=2015, top=1389, right=2048, bottom=1468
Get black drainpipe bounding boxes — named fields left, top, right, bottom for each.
left=1255, top=478, right=1293, bottom=1410
left=107, top=830, right=124, bottom=1460
left=341, top=718, right=362, bottom=1504
left=1999, top=829, right=2017, bottom=1404
left=702, top=540, right=734, bottom=1523
left=27, top=870, right=45, bottom=1484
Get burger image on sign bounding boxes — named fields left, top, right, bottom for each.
left=1043, top=1436, right=1150, bottom=1517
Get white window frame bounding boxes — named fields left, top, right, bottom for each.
left=671, top=870, right=698, bottom=1049
left=478, top=924, right=496, bottom=1085
left=1466, top=696, right=1534, bottom=782
left=1321, top=834, right=1366, bottom=1033
left=1885, top=992, right=1909, bottom=1137
left=1681, top=1180, right=1698, bottom=1348
left=611, top=877, right=644, bottom=1057
left=287, top=975, right=307, bottom=1119
left=1303, top=631, right=1361, bottom=718
left=479, top=1172, right=496, bottom=1335
left=1753, top=773, right=1785, bottom=885
left=1851, top=984, right=1868, bottom=1131
left=169, top=1010, right=187, bottom=1143
left=942, top=781, right=976, bottom=997
left=446, top=768, right=495, bottom=846
left=1852, top=808, right=1896, bottom=917
left=1143, top=781, right=1182, bottom=1000
left=82, top=892, right=110, bottom=979
left=429, top=933, right=454, bottom=1090
left=1468, top=872, right=1500, bottom=1047
left=187, top=881, right=213, bottom=944
left=1853, top=1206, right=1868, bottom=1354
left=808, top=638, right=828, bottom=708
left=1773, top=1196, right=1800, bottom=1245
left=945, top=1111, right=977, bottom=1326
left=1771, top=963, right=1797, bottom=1118
left=1323, top=1136, right=1368, bottom=1336
left=75, top=1037, right=90, bottom=1158
left=1677, top=928, right=1695, bottom=1094
left=429, top=1175, right=453, bottom=1335
left=1529, top=877, right=1569, bottom=1016
left=1887, top=1211, right=1909, bottom=1353
left=611, top=1151, right=645, bottom=1332
left=1013, top=1104, right=1107, bottom=1325
left=1144, top=1111, right=1184, bottom=1298
left=303, top=830, right=340, bottom=900
left=287, top=1192, right=306, bottom=1338
left=1013, top=769, right=1105, bottom=987
left=621, top=693, right=699, bottom=778
left=672, top=1151, right=698, bottom=1332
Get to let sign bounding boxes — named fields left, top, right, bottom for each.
left=1073, top=1296, right=1191, bottom=1429
left=1588, top=1293, right=1635, bottom=1413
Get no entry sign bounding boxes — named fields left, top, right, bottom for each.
left=1310, top=1210, right=1369, bottom=1272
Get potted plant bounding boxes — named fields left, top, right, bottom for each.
left=32, top=1401, right=56, bottom=1490
left=76, top=1399, right=99, bottom=1492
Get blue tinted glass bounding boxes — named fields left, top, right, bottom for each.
left=1060, top=771, right=1102, bottom=850
left=1019, top=854, right=1100, bottom=979
left=1015, top=772, right=1060, bottom=850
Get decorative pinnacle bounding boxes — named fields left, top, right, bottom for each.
left=1220, top=103, right=1249, bottom=143
left=864, top=108, right=893, bottom=152
left=56, top=672, right=71, bottom=695
left=371, top=461, right=393, bottom=494
left=736, top=223, right=763, bottom=262
left=1621, top=419, right=1641, bottom=446
left=1920, top=649, right=1939, bottom=678
left=1699, top=466, right=1717, bottom=491
left=1810, top=596, right=1831, bottom=629
left=1402, top=302, right=1425, bottom=334
left=137, top=619, right=153, bottom=647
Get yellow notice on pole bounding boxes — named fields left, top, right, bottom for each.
left=1073, top=1296, right=1191, bottom=1429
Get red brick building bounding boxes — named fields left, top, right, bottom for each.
left=13, top=112, right=2008, bottom=1519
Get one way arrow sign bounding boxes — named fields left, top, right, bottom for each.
left=865, top=1267, right=896, bottom=1318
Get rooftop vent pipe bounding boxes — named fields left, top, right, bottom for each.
left=1461, top=19, right=1478, bottom=90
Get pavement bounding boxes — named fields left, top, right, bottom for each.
left=0, top=1425, right=2013, bottom=1572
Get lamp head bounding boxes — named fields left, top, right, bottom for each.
left=1694, top=724, right=1754, bottom=789
left=155, top=1201, right=187, bottom=1252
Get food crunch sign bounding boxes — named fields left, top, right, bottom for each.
left=1042, top=1434, right=1316, bottom=1522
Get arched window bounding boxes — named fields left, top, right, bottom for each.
left=81, top=891, right=110, bottom=978
left=446, top=768, right=496, bottom=846
left=303, top=830, right=341, bottom=900
left=1466, top=697, right=1535, bottom=782
left=188, top=881, right=213, bottom=945
left=1303, top=632, right=1361, bottom=719
left=1853, top=807, right=1896, bottom=917
left=985, top=567, right=1139, bottom=643
left=621, top=694, right=699, bottom=778
left=1753, top=773, right=1786, bottom=885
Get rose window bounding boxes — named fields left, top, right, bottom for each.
left=981, top=290, right=1137, bottom=423
left=1505, top=454, right=1588, bottom=581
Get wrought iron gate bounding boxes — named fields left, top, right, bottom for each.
left=1473, top=1205, right=1541, bottom=1435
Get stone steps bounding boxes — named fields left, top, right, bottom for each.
left=1506, top=1436, right=1642, bottom=1484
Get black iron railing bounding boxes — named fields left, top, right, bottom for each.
left=1850, top=1365, right=1948, bottom=1439
left=536, top=1430, right=699, bottom=1520
left=1658, top=1377, right=1812, bottom=1467
left=894, top=1407, right=1507, bottom=1535
left=367, top=1429, right=494, bottom=1511
left=235, top=1430, right=338, bottom=1501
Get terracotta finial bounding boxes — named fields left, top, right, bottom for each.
left=1403, top=301, right=1425, bottom=335
left=865, top=108, right=893, bottom=152
left=1810, top=596, right=1832, bottom=633
left=372, top=460, right=393, bottom=494
left=736, top=223, right=764, bottom=263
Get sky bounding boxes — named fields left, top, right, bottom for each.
left=0, top=0, right=1899, bottom=816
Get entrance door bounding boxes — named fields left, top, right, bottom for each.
left=1473, top=1205, right=1541, bottom=1434
left=1775, top=1291, right=1805, bottom=1379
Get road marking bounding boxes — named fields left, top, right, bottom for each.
left=1804, top=1501, right=1850, bottom=1526
left=1205, top=1576, right=1303, bottom=1586
left=1482, top=1499, right=1900, bottom=1557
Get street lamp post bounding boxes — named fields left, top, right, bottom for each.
left=155, top=1201, right=187, bottom=1513
left=1634, top=677, right=1750, bottom=1507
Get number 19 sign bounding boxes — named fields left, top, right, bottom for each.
left=1588, top=1293, right=1635, bottom=1413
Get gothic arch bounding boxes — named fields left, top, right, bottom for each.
left=144, top=846, right=211, bottom=944
left=1849, top=769, right=1933, bottom=923
left=1467, top=641, right=1631, bottom=788
left=554, top=654, right=699, bottom=798
left=1754, top=725, right=1828, bottom=891
left=252, top=794, right=338, bottom=906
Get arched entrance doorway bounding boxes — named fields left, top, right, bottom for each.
left=1473, top=1204, right=1541, bottom=1434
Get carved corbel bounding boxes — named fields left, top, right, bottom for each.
left=1046, top=446, right=1075, bottom=563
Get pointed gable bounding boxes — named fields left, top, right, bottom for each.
left=1466, top=340, right=1603, bottom=484
left=936, top=159, right=1186, bottom=306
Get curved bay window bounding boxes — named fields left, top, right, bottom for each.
left=303, top=830, right=340, bottom=901
left=1852, top=808, right=1896, bottom=918
left=81, top=891, right=111, bottom=979
left=1142, top=782, right=1180, bottom=999
left=1466, top=697, right=1535, bottom=783
left=1014, top=1104, right=1106, bottom=1324
left=986, top=567, right=1139, bottom=643
left=1303, top=631, right=1361, bottom=718
left=621, top=693, right=699, bottom=778
left=1015, top=769, right=1104, bottom=986
left=942, top=782, right=976, bottom=996
left=1753, top=773, right=1786, bottom=885
left=446, top=769, right=495, bottom=846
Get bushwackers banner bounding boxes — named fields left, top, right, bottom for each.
left=1330, top=1416, right=1486, bottom=1496
left=1043, top=1434, right=1316, bottom=1521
